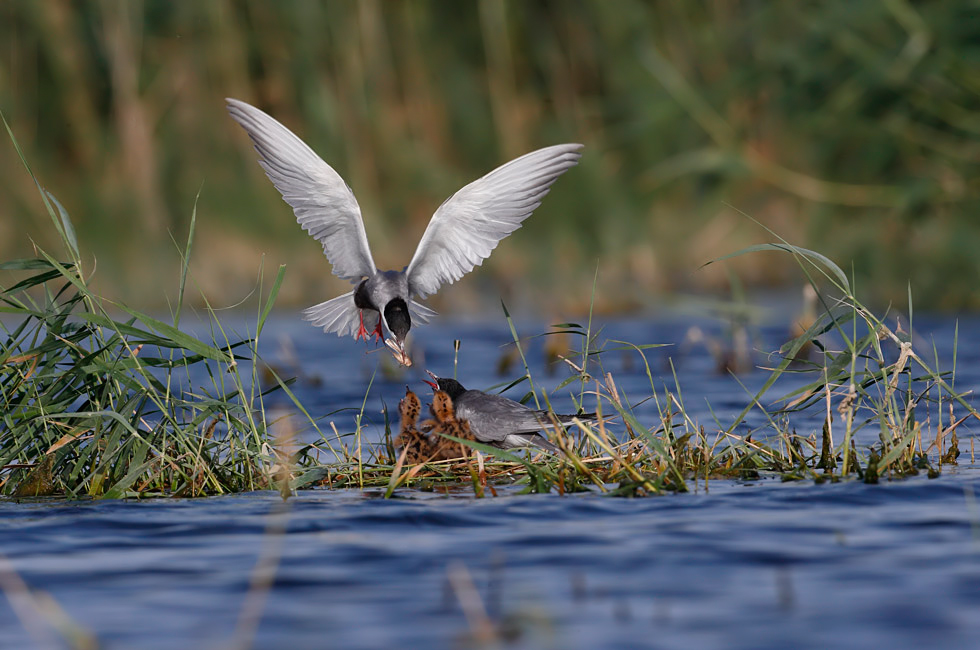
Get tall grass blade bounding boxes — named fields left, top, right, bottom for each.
left=258, top=265, right=286, bottom=337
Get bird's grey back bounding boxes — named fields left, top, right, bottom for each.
left=454, top=391, right=563, bottom=442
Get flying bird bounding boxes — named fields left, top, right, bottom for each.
left=226, top=98, right=582, bottom=361
left=424, top=372, right=596, bottom=453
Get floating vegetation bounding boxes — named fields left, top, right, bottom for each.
left=2, top=112, right=977, bottom=501
left=4, top=224, right=976, bottom=498
left=292, top=237, right=980, bottom=498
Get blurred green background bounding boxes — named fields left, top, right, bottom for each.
left=2, top=1, right=979, bottom=314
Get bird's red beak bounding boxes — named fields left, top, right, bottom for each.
left=423, top=369, right=438, bottom=390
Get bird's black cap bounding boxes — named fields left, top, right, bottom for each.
left=384, top=298, right=411, bottom=342
left=435, top=377, right=466, bottom=400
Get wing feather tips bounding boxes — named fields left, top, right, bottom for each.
left=226, top=100, right=317, bottom=166
left=226, top=98, right=378, bottom=284
left=302, top=290, right=362, bottom=338
left=406, top=142, right=583, bottom=299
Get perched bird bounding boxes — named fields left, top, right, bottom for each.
left=424, top=372, right=595, bottom=453
left=422, top=390, right=477, bottom=462
left=226, top=98, right=582, bottom=359
left=393, top=388, right=432, bottom=465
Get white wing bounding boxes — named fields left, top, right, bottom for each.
left=405, top=144, right=583, bottom=299
left=303, top=291, right=373, bottom=338
left=303, top=292, right=430, bottom=340
left=226, top=98, right=376, bottom=282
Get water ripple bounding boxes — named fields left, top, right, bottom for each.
left=3, top=314, right=980, bottom=648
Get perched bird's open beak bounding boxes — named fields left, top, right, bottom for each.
left=423, top=369, right=439, bottom=390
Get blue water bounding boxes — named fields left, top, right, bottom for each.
left=2, top=308, right=979, bottom=649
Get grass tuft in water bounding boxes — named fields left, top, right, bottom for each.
left=350, top=231, right=978, bottom=497
left=0, top=115, right=295, bottom=499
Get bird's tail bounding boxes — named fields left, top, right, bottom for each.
left=553, top=412, right=598, bottom=427
left=409, top=300, right=438, bottom=324
left=303, top=291, right=363, bottom=338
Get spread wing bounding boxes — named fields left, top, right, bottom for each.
left=226, top=98, right=376, bottom=282
left=405, top=143, right=583, bottom=299
left=302, top=290, right=367, bottom=338
left=455, top=393, right=555, bottom=440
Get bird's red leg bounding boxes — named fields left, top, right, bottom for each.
left=354, top=310, right=370, bottom=342
left=372, top=316, right=384, bottom=342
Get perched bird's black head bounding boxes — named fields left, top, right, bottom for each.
left=436, top=378, right=467, bottom=400
left=384, top=298, right=411, bottom=342
left=423, top=371, right=467, bottom=399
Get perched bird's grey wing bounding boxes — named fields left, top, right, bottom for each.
left=303, top=291, right=374, bottom=338
left=405, top=144, right=583, bottom=299
left=226, top=98, right=376, bottom=282
left=455, top=393, right=558, bottom=439
left=454, top=394, right=562, bottom=452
